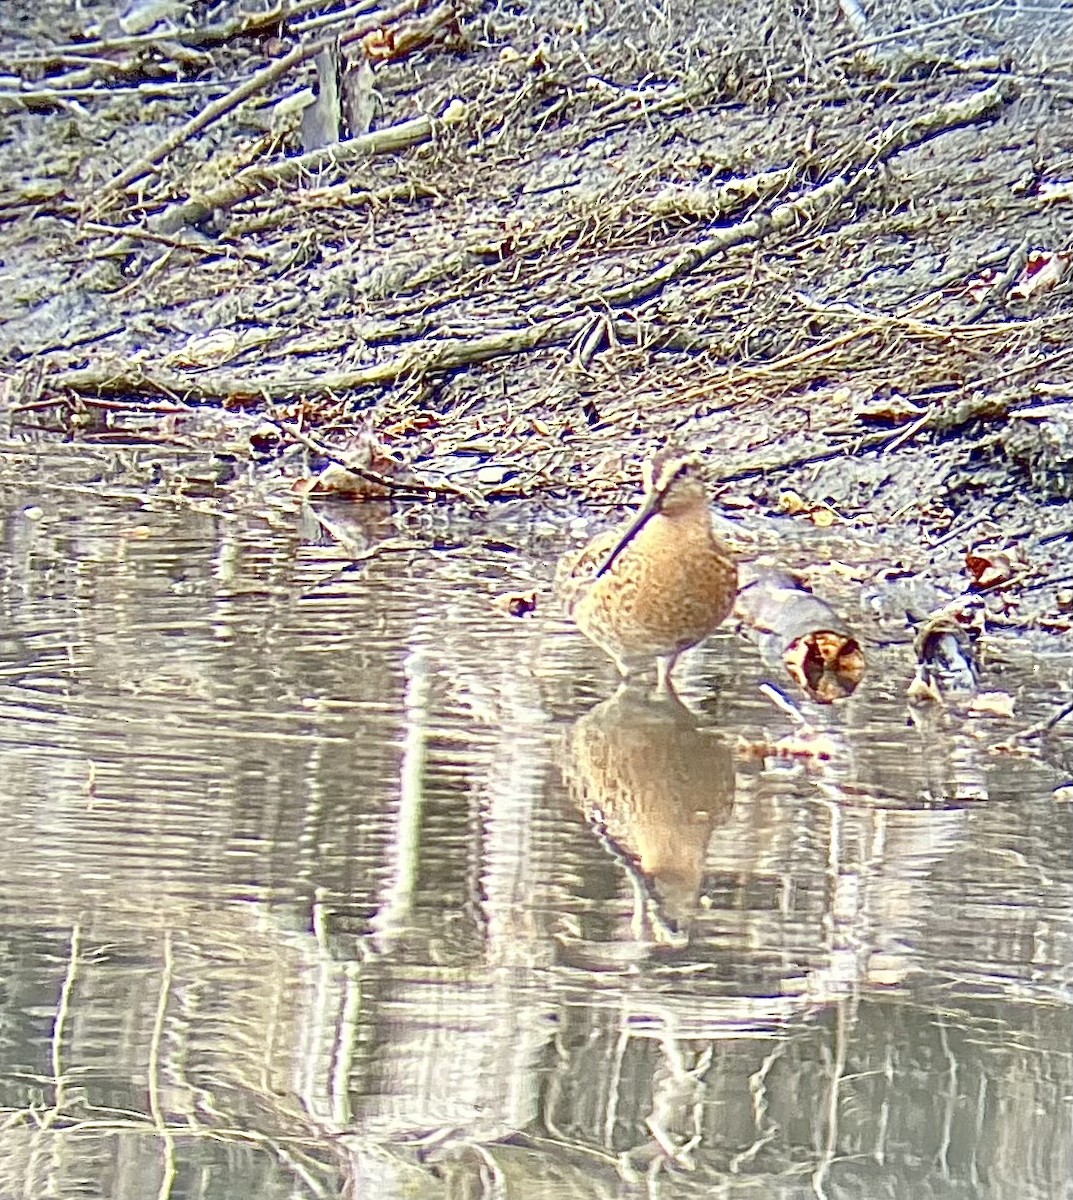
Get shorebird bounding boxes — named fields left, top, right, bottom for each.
left=557, top=449, right=737, bottom=687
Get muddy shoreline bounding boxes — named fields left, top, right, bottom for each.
left=0, top=10, right=1072, bottom=1191
left=3, top=0, right=1073, bottom=653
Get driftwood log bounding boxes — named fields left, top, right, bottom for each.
left=735, top=564, right=866, bottom=703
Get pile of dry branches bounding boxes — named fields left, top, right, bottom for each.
left=1, top=0, right=1071, bottom=514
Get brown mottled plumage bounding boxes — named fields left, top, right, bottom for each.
left=562, top=685, right=735, bottom=939
left=557, top=450, right=737, bottom=686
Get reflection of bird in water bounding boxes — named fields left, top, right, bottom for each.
left=556, top=450, right=738, bottom=688
left=562, top=685, right=735, bottom=942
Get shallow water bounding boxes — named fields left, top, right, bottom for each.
left=0, top=474, right=1068, bottom=1200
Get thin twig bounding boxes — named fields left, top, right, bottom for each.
left=600, top=83, right=1009, bottom=310
left=152, top=112, right=436, bottom=238
left=1001, top=695, right=1073, bottom=744
left=9, top=0, right=331, bottom=61
left=49, top=85, right=1011, bottom=425
left=824, top=1, right=1004, bottom=63
left=50, top=313, right=579, bottom=403
left=148, top=930, right=178, bottom=1199
left=99, top=0, right=423, bottom=197
left=80, top=219, right=264, bottom=261
left=0, top=79, right=235, bottom=111
left=963, top=236, right=1030, bottom=323
left=268, top=417, right=485, bottom=503
left=43, top=924, right=81, bottom=1129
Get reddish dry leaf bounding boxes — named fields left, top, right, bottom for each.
left=1009, top=250, right=1070, bottom=301
left=966, top=267, right=998, bottom=304
left=362, top=28, right=396, bottom=59
left=289, top=476, right=318, bottom=497
left=966, top=549, right=1019, bottom=591
left=493, top=590, right=537, bottom=618
left=362, top=4, right=457, bottom=62
left=776, top=491, right=838, bottom=525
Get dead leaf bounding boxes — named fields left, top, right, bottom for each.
left=852, top=391, right=928, bottom=424
left=1008, top=250, right=1070, bottom=301
left=362, top=28, right=396, bottom=59
left=777, top=490, right=809, bottom=515
left=441, top=98, right=467, bottom=125
left=966, top=549, right=1021, bottom=591
left=775, top=490, right=837, bottom=525
left=362, top=5, right=455, bottom=62
left=967, top=691, right=1015, bottom=718
left=966, top=267, right=998, bottom=304
left=1037, top=180, right=1073, bottom=203
left=907, top=672, right=943, bottom=704
left=493, top=590, right=537, bottom=618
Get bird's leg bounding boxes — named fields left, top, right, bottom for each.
left=614, top=652, right=640, bottom=679
left=656, top=653, right=680, bottom=692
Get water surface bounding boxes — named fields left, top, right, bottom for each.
left=0, top=471, right=1068, bottom=1200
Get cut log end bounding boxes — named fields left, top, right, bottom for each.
left=785, top=631, right=866, bottom=703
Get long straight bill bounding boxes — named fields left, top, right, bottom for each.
left=594, top=490, right=664, bottom=579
